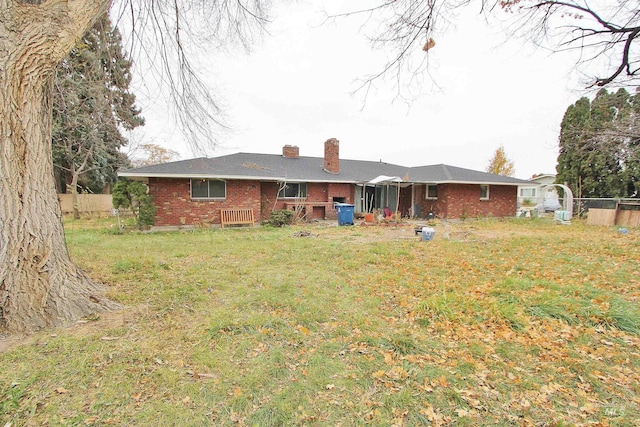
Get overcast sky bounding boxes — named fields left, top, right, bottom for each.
left=129, top=0, right=596, bottom=180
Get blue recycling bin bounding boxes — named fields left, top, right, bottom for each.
left=336, top=203, right=354, bottom=226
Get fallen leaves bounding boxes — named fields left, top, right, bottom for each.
left=185, top=370, right=218, bottom=380
left=3, top=221, right=639, bottom=426
left=296, top=325, right=310, bottom=335
left=232, top=386, right=242, bottom=397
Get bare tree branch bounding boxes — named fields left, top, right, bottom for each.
left=110, top=0, right=272, bottom=155
left=334, top=0, right=639, bottom=102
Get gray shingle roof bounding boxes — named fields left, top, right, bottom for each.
left=408, top=164, right=530, bottom=185
left=119, top=152, right=529, bottom=186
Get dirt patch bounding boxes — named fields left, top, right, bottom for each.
left=303, top=218, right=548, bottom=244
left=0, top=334, right=28, bottom=353
left=309, top=221, right=419, bottom=244
left=0, top=305, right=144, bottom=354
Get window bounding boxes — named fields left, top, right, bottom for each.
left=191, top=179, right=226, bottom=199
left=425, top=184, right=438, bottom=199
left=520, top=188, right=536, bottom=198
left=480, top=185, right=490, bottom=200
left=278, top=182, right=307, bottom=198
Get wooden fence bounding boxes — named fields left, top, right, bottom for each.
left=587, top=203, right=640, bottom=227
left=58, top=194, right=113, bottom=214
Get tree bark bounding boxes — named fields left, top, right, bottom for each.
left=0, top=0, right=118, bottom=334
left=71, top=177, right=80, bottom=220
left=70, top=146, right=92, bottom=220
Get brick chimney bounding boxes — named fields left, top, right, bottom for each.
left=324, top=138, right=339, bottom=174
left=283, top=145, right=299, bottom=158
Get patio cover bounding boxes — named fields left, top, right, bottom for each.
left=367, top=175, right=405, bottom=214
left=367, top=175, right=403, bottom=185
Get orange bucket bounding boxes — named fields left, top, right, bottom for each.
left=364, top=213, right=374, bottom=222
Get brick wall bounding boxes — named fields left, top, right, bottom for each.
left=260, top=182, right=280, bottom=220
left=150, top=178, right=516, bottom=224
left=327, top=182, right=353, bottom=204
left=414, top=184, right=516, bottom=219
left=149, top=178, right=261, bottom=226
left=260, top=181, right=353, bottom=221
left=414, top=184, right=444, bottom=218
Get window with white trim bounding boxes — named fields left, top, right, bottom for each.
left=480, top=184, right=490, bottom=200
left=191, top=179, right=226, bottom=199
left=425, top=184, right=438, bottom=199
left=520, top=188, right=536, bottom=198
left=278, top=182, right=307, bottom=199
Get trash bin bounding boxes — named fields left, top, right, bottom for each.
left=421, top=227, right=435, bottom=241
left=336, top=203, right=354, bottom=226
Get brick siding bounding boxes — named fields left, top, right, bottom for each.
left=414, top=183, right=516, bottom=219
left=259, top=181, right=353, bottom=221
left=149, top=178, right=261, bottom=226
left=150, top=178, right=354, bottom=226
left=150, top=178, right=516, bottom=226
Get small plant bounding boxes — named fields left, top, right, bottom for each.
left=101, top=225, right=124, bottom=235
left=194, top=220, right=212, bottom=230
left=460, top=206, right=469, bottom=221
left=265, top=209, right=294, bottom=227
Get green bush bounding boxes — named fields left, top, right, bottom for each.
left=112, top=179, right=156, bottom=230
left=265, top=209, right=294, bottom=227
left=136, top=194, right=156, bottom=229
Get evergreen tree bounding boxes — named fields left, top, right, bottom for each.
left=556, top=89, right=639, bottom=198
left=605, top=88, right=640, bottom=198
left=52, top=15, right=143, bottom=217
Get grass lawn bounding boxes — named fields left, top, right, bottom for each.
left=1, top=217, right=639, bottom=426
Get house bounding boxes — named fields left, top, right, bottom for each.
left=118, top=138, right=530, bottom=227
left=517, top=174, right=561, bottom=209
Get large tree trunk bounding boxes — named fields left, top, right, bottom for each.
left=0, top=0, right=118, bottom=334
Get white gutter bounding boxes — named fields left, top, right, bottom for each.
left=118, top=172, right=364, bottom=184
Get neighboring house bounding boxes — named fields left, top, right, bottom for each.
left=517, top=174, right=560, bottom=208
left=118, top=138, right=530, bottom=227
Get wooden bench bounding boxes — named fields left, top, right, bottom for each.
left=220, top=208, right=255, bottom=228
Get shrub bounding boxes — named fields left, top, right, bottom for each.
left=136, top=194, right=156, bottom=229
left=265, top=209, right=294, bottom=227
left=112, top=179, right=157, bottom=230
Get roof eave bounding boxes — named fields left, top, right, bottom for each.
left=415, top=180, right=526, bottom=186
left=118, top=172, right=527, bottom=186
left=118, top=171, right=363, bottom=184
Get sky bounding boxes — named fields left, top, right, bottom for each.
left=128, top=0, right=595, bottom=180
